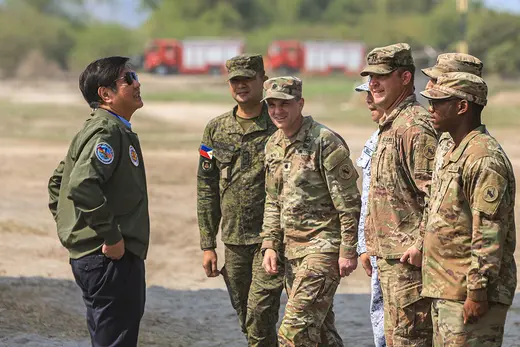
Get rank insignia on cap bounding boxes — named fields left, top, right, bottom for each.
left=129, top=145, right=139, bottom=167
left=95, top=143, right=114, bottom=165
left=199, top=144, right=214, bottom=160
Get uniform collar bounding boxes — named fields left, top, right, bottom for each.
left=93, top=108, right=132, bottom=131
left=444, top=125, right=487, bottom=166
left=228, top=103, right=270, bottom=135
left=379, top=94, right=416, bottom=128
left=274, top=116, right=313, bottom=147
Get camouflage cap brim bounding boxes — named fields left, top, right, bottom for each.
left=421, top=67, right=443, bottom=79
left=261, top=91, right=296, bottom=102
left=227, top=69, right=257, bottom=81
left=360, top=64, right=396, bottom=77
left=420, top=88, right=452, bottom=101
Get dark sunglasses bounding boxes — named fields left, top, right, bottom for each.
left=428, top=97, right=458, bottom=110
left=114, top=71, right=139, bottom=85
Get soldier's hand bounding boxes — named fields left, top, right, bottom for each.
left=400, top=246, right=422, bottom=267
left=202, top=249, right=220, bottom=277
left=463, top=298, right=489, bottom=324
left=339, top=257, right=357, bottom=277
left=359, top=253, right=372, bottom=277
left=262, top=249, right=279, bottom=275
left=102, top=239, right=125, bottom=260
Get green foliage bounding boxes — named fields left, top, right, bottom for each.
left=2, top=0, right=520, bottom=76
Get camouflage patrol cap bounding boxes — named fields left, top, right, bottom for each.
left=420, top=72, right=487, bottom=106
left=422, top=53, right=483, bottom=79
left=226, top=54, right=264, bottom=81
left=360, top=43, right=414, bottom=77
left=261, top=76, right=302, bottom=102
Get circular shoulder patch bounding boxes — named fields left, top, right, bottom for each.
left=339, top=163, right=353, bottom=180
left=201, top=159, right=213, bottom=171
left=129, top=145, right=139, bottom=167
left=95, top=143, right=114, bottom=165
left=424, top=144, right=436, bottom=160
left=483, top=185, right=498, bottom=203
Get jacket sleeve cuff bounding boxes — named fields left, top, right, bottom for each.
left=261, top=240, right=281, bottom=252
left=467, top=288, right=488, bottom=302
left=340, top=245, right=357, bottom=259
left=104, top=229, right=123, bottom=245
left=200, top=240, right=217, bottom=250
left=413, top=239, right=423, bottom=252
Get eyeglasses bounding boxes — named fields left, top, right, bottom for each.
left=428, top=98, right=457, bottom=110
left=114, top=71, right=139, bottom=86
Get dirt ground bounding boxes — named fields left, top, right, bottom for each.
left=0, top=75, right=519, bottom=346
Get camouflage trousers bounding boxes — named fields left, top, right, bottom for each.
left=431, top=299, right=509, bottom=347
left=223, top=244, right=285, bottom=347
left=279, top=253, right=343, bottom=347
left=377, top=258, right=433, bottom=347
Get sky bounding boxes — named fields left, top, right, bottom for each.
left=86, top=0, right=520, bottom=28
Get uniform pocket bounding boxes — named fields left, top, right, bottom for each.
left=70, top=253, right=108, bottom=295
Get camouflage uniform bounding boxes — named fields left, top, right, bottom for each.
left=421, top=73, right=517, bottom=347
left=197, top=54, right=284, bottom=347
left=361, top=43, right=437, bottom=347
left=261, top=77, right=361, bottom=346
left=422, top=53, right=484, bottom=177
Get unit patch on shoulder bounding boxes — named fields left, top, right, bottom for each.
left=424, top=144, right=436, bottom=160
left=129, top=145, right=139, bottom=166
left=482, top=185, right=499, bottom=203
left=339, top=163, right=353, bottom=180
left=95, top=143, right=114, bottom=165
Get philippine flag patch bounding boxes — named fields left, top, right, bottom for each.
left=199, top=144, right=213, bottom=159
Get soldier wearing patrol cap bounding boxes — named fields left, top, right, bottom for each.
left=421, top=53, right=484, bottom=183
left=360, top=43, right=437, bottom=346
left=48, top=56, right=148, bottom=346
left=260, top=76, right=361, bottom=346
left=421, top=72, right=516, bottom=347
left=196, top=54, right=283, bottom=346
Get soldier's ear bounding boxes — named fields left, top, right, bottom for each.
left=401, top=71, right=412, bottom=86
left=458, top=99, right=468, bottom=115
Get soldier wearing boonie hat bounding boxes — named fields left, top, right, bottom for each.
left=197, top=53, right=284, bottom=347
left=261, top=76, right=361, bottom=346
left=421, top=71, right=516, bottom=347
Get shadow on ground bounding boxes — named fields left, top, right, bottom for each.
left=0, top=277, right=519, bottom=347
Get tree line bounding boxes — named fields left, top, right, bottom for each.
left=1, top=0, right=519, bottom=77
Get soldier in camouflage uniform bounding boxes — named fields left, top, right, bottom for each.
left=354, top=80, right=386, bottom=347
left=260, top=76, right=361, bottom=346
left=196, top=54, right=284, bottom=347
left=361, top=43, right=437, bottom=346
left=420, top=72, right=517, bottom=347
left=421, top=53, right=484, bottom=177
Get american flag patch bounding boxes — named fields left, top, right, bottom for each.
left=199, top=144, right=214, bottom=159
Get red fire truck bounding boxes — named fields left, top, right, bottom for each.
left=144, top=38, right=244, bottom=75
left=267, top=40, right=365, bottom=75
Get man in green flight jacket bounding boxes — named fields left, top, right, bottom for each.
left=48, top=56, right=149, bottom=347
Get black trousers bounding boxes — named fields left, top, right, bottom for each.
left=70, top=250, right=146, bottom=347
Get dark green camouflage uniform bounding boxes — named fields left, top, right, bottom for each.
left=421, top=73, right=517, bottom=347
left=197, top=54, right=284, bottom=347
